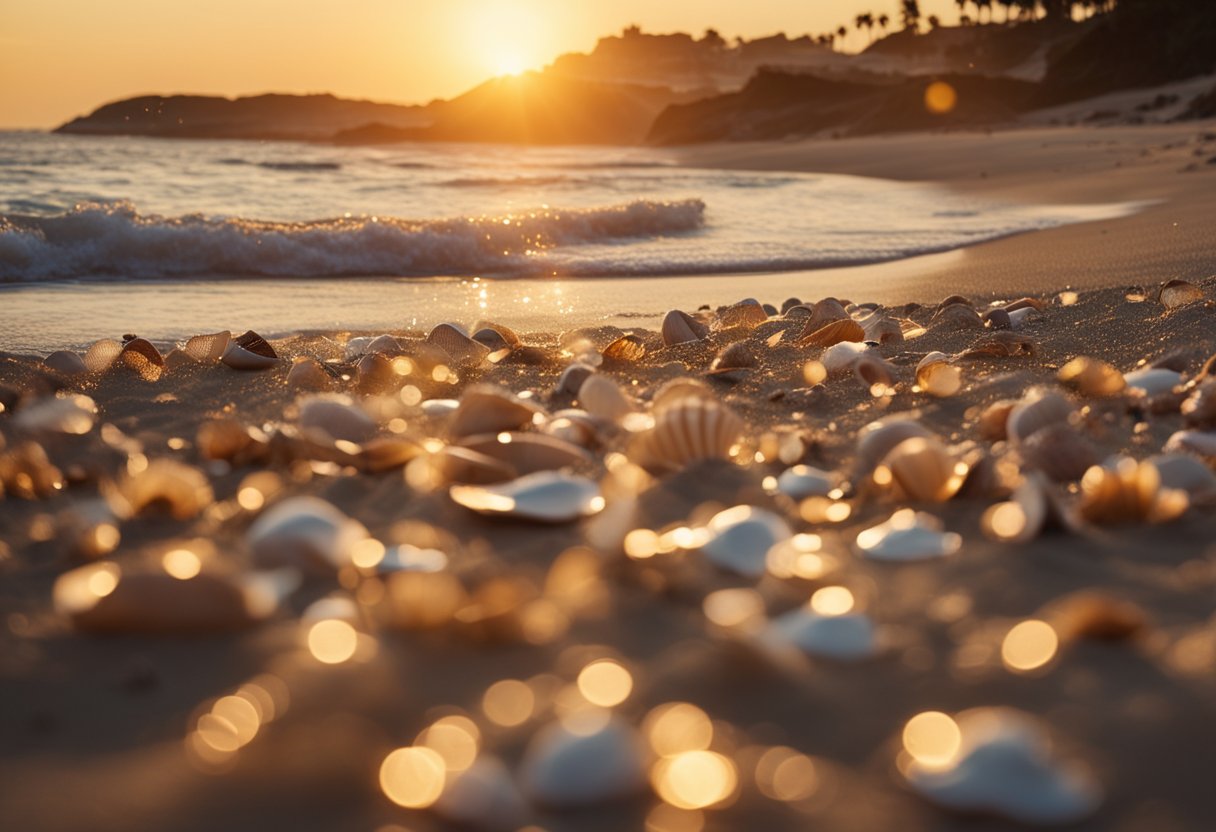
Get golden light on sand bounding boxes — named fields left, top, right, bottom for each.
left=237, top=486, right=264, bottom=511
left=307, top=619, right=359, bottom=664
left=379, top=746, right=446, bottom=809
left=703, top=588, right=765, bottom=630
left=483, top=678, right=535, bottom=727
left=924, top=81, right=958, bottom=115
left=755, top=746, right=819, bottom=802
left=902, top=711, right=962, bottom=769
left=162, top=548, right=202, bottom=580
left=645, top=703, right=714, bottom=757
left=86, top=564, right=120, bottom=598
left=653, top=750, right=737, bottom=810
left=350, top=538, right=387, bottom=569
left=417, top=716, right=480, bottom=772
left=577, top=659, right=633, bottom=708
left=1002, top=619, right=1059, bottom=672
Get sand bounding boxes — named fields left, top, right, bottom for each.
left=2, top=123, right=1216, bottom=832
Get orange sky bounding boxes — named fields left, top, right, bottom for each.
left=0, top=0, right=961, bottom=128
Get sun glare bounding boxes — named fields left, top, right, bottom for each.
left=464, top=1, right=551, bottom=79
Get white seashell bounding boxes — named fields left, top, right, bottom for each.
left=819, top=341, right=869, bottom=376
left=459, top=432, right=592, bottom=474
left=1123, top=367, right=1182, bottom=398
left=903, top=708, right=1101, bottom=824
left=700, top=505, right=792, bottom=577
left=854, top=419, right=934, bottom=479
left=766, top=608, right=878, bottom=660
left=221, top=344, right=278, bottom=370
left=519, top=717, right=647, bottom=807
left=286, top=357, right=334, bottom=391
left=116, top=459, right=214, bottom=520
left=876, top=437, right=966, bottom=502
left=450, top=471, right=604, bottom=523
left=661, top=309, right=707, bottom=346
left=1148, top=454, right=1216, bottom=502
left=859, top=312, right=904, bottom=344
left=630, top=395, right=743, bottom=473
left=435, top=756, right=529, bottom=832
left=428, top=322, right=489, bottom=367
left=13, top=393, right=97, bottom=435
left=297, top=394, right=377, bottom=444
left=44, top=351, right=88, bottom=374
left=343, top=336, right=374, bottom=360
left=577, top=374, right=634, bottom=423
left=1163, top=429, right=1216, bottom=462
left=374, top=544, right=449, bottom=575
left=183, top=331, right=232, bottom=363
left=247, top=496, right=368, bottom=573
left=555, top=362, right=596, bottom=396
left=916, top=353, right=962, bottom=397
left=84, top=339, right=124, bottom=373
left=856, top=509, right=962, bottom=561
left=421, top=398, right=460, bottom=417
left=450, top=385, right=543, bottom=439
left=776, top=464, right=837, bottom=499
left=1006, top=391, right=1073, bottom=445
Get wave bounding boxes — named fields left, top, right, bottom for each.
left=218, top=158, right=342, bottom=172
left=0, top=199, right=706, bottom=281
left=439, top=174, right=583, bottom=189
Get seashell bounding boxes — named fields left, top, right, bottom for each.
left=1058, top=357, right=1125, bottom=397
left=804, top=298, right=850, bottom=330
left=601, top=334, right=647, bottom=363
left=450, top=471, right=604, bottom=523
left=364, top=333, right=403, bottom=355
left=915, top=352, right=962, bottom=397
left=1050, top=591, right=1148, bottom=643
left=183, top=331, right=232, bottom=363
left=776, top=464, right=837, bottom=499
left=1158, top=278, right=1204, bottom=309
left=1003, top=297, right=1046, bottom=313
left=356, top=352, right=398, bottom=394
left=819, top=341, right=869, bottom=376
left=459, top=432, right=592, bottom=475
left=982, top=474, right=1055, bottom=544
left=798, top=318, right=864, bottom=348
left=555, top=362, right=596, bottom=396
left=359, top=437, right=424, bottom=473
left=903, top=708, right=1101, bottom=824
left=434, top=756, right=529, bottom=832
left=780, top=297, right=803, bottom=314
left=44, top=351, right=88, bottom=375
left=343, top=336, right=374, bottom=359
left=930, top=303, right=984, bottom=330
left=420, top=398, right=460, bottom=418
left=856, top=509, right=962, bottom=561
left=197, top=417, right=266, bottom=463
left=711, top=341, right=756, bottom=371
left=765, top=607, right=878, bottom=661
left=1078, top=457, right=1189, bottom=525
left=1019, top=423, right=1101, bottom=482
left=286, top=357, right=335, bottom=391
left=629, top=395, right=743, bottom=473
left=542, top=411, right=599, bottom=448
left=651, top=377, right=714, bottom=409
left=875, top=437, right=966, bottom=502
left=1006, top=391, right=1073, bottom=445
left=0, top=441, right=65, bottom=498
left=577, top=374, right=634, bottom=423
left=699, top=505, right=792, bottom=578
left=233, top=330, right=277, bottom=358
left=13, top=393, right=97, bottom=435
left=1181, top=379, right=1216, bottom=427
left=661, top=309, right=707, bottom=346
left=116, top=459, right=213, bottom=520
left=977, top=399, right=1017, bottom=441
left=1007, top=307, right=1035, bottom=329
left=854, top=419, right=934, bottom=478
left=247, top=496, right=368, bottom=573
left=432, top=445, right=518, bottom=484
left=53, top=562, right=270, bottom=634
left=1163, top=429, right=1216, bottom=463
left=472, top=327, right=512, bottom=353
left=717, top=298, right=768, bottom=329
left=450, top=385, right=543, bottom=439
left=935, top=295, right=971, bottom=312
left=959, top=331, right=1036, bottom=358
left=854, top=354, right=897, bottom=389
left=982, top=308, right=1011, bottom=330
left=116, top=337, right=164, bottom=381
left=84, top=338, right=124, bottom=373
left=427, top=322, right=489, bottom=367
left=473, top=319, right=523, bottom=347
left=1148, top=453, right=1216, bottom=502
left=221, top=335, right=278, bottom=370
left=519, top=717, right=647, bottom=807
left=860, top=314, right=904, bottom=345
left=297, top=394, right=377, bottom=444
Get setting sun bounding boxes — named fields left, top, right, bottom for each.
left=462, top=1, right=552, bottom=79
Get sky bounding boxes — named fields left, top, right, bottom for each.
left=0, top=0, right=962, bottom=128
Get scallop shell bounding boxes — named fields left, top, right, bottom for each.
left=601, top=334, right=647, bottom=363
left=1019, top=423, right=1101, bottom=482
left=699, top=505, right=792, bottom=578
left=450, top=385, right=543, bottom=439
left=458, top=432, right=592, bottom=475
left=117, top=337, right=165, bottom=381
left=915, top=352, right=962, bottom=397
left=798, top=318, right=865, bottom=348
left=577, top=374, right=634, bottom=423
left=12, top=393, right=97, bottom=435
left=1006, top=391, right=1073, bottom=445
left=286, top=357, right=335, bottom=391
left=427, top=322, right=489, bottom=367
left=661, top=309, right=707, bottom=346
left=1058, top=357, right=1125, bottom=397
left=712, top=341, right=757, bottom=371
left=629, top=395, right=743, bottom=473
left=183, top=330, right=232, bottom=363
left=1158, top=278, right=1204, bottom=309
left=903, top=708, right=1101, bottom=824
left=717, top=298, right=768, bottom=329
left=1078, top=457, right=1188, bottom=525
left=766, top=607, right=878, bottom=661
left=247, top=496, right=368, bottom=572
left=1181, top=379, right=1216, bottom=428
left=116, top=459, right=213, bottom=520
left=519, top=717, right=646, bottom=807
left=44, top=351, right=88, bottom=375
left=84, top=339, right=124, bottom=373
left=854, top=419, right=934, bottom=479
left=652, top=377, right=714, bottom=409
left=856, top=509, right=962, bottom=561
left=450, top=471, right=604, bottom=523
left=297, top=394, right=377, bottom=444
left=876, top=436, right=966, bottom=502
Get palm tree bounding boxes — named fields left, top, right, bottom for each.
left=855, top=13, right=876, bottom=43
left=976, top=0, right=992, bottom=23
left=927, top=14, right=941, bottom=29
left=878, top=13, right=890, bottom=36
left=901, top=0, right=923, bottom=31
left=837, top=25, right=848, bottom=40
left=955, top=0, right=969, bottom=24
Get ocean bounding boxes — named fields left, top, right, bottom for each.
left=0, top=131, right=1133, bottom=351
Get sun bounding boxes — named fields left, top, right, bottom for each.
left=463, top=1, right=552, bottom=80
left=494, top=53, right=527, bottom=77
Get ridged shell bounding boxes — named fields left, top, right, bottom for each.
left=1020, top=423, right=1102, bottom=482
left=183, top=330, right=232, bottom=362
left=427, top=322, right=489, bottom=367
left=578, top=374, right=634, bottom=423
left=661, top=309, right=707, bottom=346
left=472, top=320, right=523, bottom=348
left=601, top=334, right=647, bottom=363
left=84, top=339, right=124, bottom=373
left=799, top=318, right=865, bottom=348
left=876, top=436, right=966, bottom=502
left=1006, top=391, right=1073, bottom=445
left=631, top=396, right=743, bottom=473
left=117, top=337, right=165, bottom=381
left=450, top=385, right=544, bottom=438
left=471, top=328, right=512, bottom=352
left=450, top=471, right=603, bottom=523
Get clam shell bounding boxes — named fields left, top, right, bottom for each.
left=298, top=394, right=377, bottom=444
left=472, top=327, right=512, bottom=353
left=1181, top=379, right=1216, bottom=428
left=555, top=362, right=596, bottom=396
left=630, top=395, right=743, bottom=473
left=432, top=445, right=518, bottom=484
left=935, top=295, right=971, bottom=312
left=780, top=297, right=803, bottom=314
left=1163, top=429, right=1216, bottom=463
left=427, top=322, right=489, bottom=367
left=355, top=352, right=399, bottom=394
left=577, top=374, right=634, bottom=423
left=711, top=341, right=757, bottom=371
left=856, top=509, right=962, bottom=561
left=44, top=351, right=87, bottom=375
left=472, top=319, right=523, bottom=348
left=222, top=344, right=278, bottom=370
left=699, top=505, right=792, bottom=578
left=1019, top=423, right=1101, bottom=482
left=286, top=357, right=335, bottom=391
left=661, top=309, right=707, bottom=346
left=117, top=459, right=213, bottom=520
left=247, top=496, right=368, bottom=572
left=876, top=437, right=965, bottom=502
left=117, top=337, right=164, bottom=380
left=233, top=330, right=277, bottom=358
left=859, top=312, right=904, bottom=344
left=542, top=411, right=600, bottom=448
left=1078, top=457, right=1188, bottom=525
left=798, top=318, right=865, bottom=348
left=421, top=398, right=460, bottom=418
left=450, top=385, right=544, bottom=439
left=458, top=432, right=592, bottom=474
left=1058, top=357, right=1125, bottom=397
left=84, top=339, right=124, bottom=373
left=359, top=437, right=424, bottom=473
left=1006, top=391, right=1073, bottom=445
left=930, top=303, right=984, bottom=330
left=820, top=341, right=869, bottom=376
left=854, top=354, right=897, bottom=389
left=1159, top=278, right=1204, bottom=309
left=183, top=331, right=232, bottom=363
left=1004, top=297, right=1047, bottom=313
left=855, top=419, right=934, bottom=478
left=601, top=334, right=647, bottom=363
left=903, top=708, right=1101, bottom=824
left=1148, top=453, right=1216, bottom=502
left=450, top=471, right=604, bottom=523
left=717, top=298, right=768, bottom=329
left=977, top=399, right=1017, bottom=441
left=13, top=394, right=97, bottom=436
left=766, top=608, right=878, bottom=660
left=519, top=717, right=646, bottom=807
left=776, top=464, right=837, bottom=499
left=805, top=298, right=850, bottom=330
left=983, top=308, right=1012, bottom=330
left=916, top=352, right=962, bottom=397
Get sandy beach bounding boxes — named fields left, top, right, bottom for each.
left=2, top=120, right=1216, bottom=832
